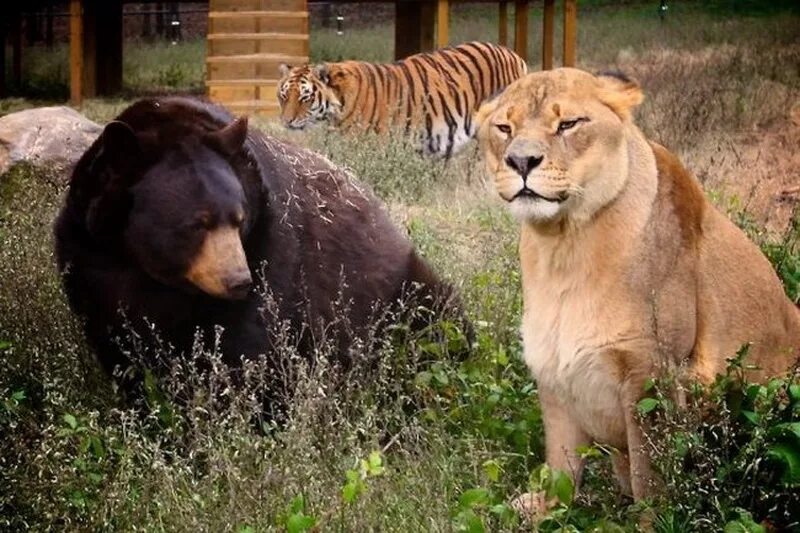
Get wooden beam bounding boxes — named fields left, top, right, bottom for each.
left=11, top=14, right=22, bottom=87
left=513, top=0, right=528, bottom=63
left=0, top=14, right=7, bottom=97
left=436, top=0, right=449, bottom=49
left=542, top=0, right=554, bottom=69
left=420, top=1, right=435, bottom=52
left=395, top=2, right=418, bottom=59
left=81, top=0, right=97, bottom=98
left=498, top=1, right=508, bottom=47
left=95, top=0, right=123, bottom=95
left=563, top=0, right=577, bottom=67
left=395, top=1, right=434, bottom=60
left=69, top=0, right=83, bottom=105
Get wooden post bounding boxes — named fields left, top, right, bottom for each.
left=436, top=0, right=449, bottom=49
left=420, top=2, right=435, bottom=52
left=498, top=1, right=508, bottom=47
left=563, top=0, right=577, bottom=67
left=69, top=0, right=84, bottom=106
left=95, top=0, right=123, bottom=95
left=395, top=1, right=434, bottom=60
left=513, top=0, right=528, bottom=63
left=542, top=0, right=554, bottom=69
left=0, top=20, right=6, bottom=97
left=46, top=6, right=54, bottom=48
left=11, top=14, right=22, bottom=87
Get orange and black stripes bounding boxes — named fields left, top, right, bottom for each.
left=277, top=41, right=528, bottom=157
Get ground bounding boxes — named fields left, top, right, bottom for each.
left=1, top=2, right=799, bottom=531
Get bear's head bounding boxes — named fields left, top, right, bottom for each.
left=86, top=115, right=255, bottom=300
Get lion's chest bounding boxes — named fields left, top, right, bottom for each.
left=520, top=269, right=647, bottom=447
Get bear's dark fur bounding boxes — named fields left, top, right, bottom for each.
left=54, top=97, right=463, bottom=403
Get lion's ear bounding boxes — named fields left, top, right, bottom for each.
left=596, top=71, right=644, bottom=120
left=474, top=95, right=502, bottom=141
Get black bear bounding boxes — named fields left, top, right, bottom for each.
left=54, top=97, right=464, bottom=406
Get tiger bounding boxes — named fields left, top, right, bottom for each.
left=277, top=41, right=528, bottom=158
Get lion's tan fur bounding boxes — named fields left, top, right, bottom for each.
left=476, top=68, right=800, bottom=509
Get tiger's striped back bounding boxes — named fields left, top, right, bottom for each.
left=277, top=42, right=528, bottom=158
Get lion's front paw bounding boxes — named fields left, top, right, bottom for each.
left=510, top=491, right=548, bottom=522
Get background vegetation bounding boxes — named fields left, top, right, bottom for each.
left=1, top=1, right=799, bottom=531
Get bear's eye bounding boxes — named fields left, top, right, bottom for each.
left=495, top=123, right=512, bottom=136
left=194, top=212, right=213, bottom=230
left=233, top=211, right=245, bottom=226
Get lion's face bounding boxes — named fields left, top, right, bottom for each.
left=476, top=68, right=644, bottom=224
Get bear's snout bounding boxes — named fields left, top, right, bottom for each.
left=185, top=225, right=252, bottom=300
left=225, top=270, right=253, bottom=300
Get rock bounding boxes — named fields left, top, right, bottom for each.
left=0, top=106, right=102, bottom=177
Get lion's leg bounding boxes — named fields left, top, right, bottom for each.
left=513, top=386, right=589, bottom=519
left=611, top=450, right=633, bottom=497
left=622, top=382, right=659, bottom=501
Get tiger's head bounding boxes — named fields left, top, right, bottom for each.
left=277, top=64, right=344, bottom=130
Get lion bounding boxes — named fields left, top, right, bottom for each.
left=475, top=67, right=800, bottom=515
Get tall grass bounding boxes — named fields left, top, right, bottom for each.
left=1, top=3, right=799, bottom=531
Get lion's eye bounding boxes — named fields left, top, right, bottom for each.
left=495, top=124, right=512, bottom=135
left=557, top=118, right=584, bottom=134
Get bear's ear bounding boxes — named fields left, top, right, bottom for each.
left=205, top=116, right=249, bottom=157
left=100, top=120, right=142, bottom=176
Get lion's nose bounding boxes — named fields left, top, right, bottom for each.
left=505, top=154, right=543, bottom=178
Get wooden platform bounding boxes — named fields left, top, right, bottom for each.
left=206, top=0, right=309, bottom=118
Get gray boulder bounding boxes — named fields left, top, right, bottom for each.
left=0, top=106, right=102, bottom=176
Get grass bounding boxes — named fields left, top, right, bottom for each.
left=2, top=2, right=800, bottom=531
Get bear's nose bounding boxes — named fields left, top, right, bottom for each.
left=505, top=154, right=543, bottom=178
left=226, top=271, right=253, bottom=300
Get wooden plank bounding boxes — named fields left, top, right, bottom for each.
left=207, top=53, right=307, bottom=64
left=69, top=0, right=83, bottom=105
left=514, top=0, right=528, bottom=63
left=206, top=79, right=280, bottom=86
left=208, top=11, right=308, bottom=19
left=498, top=1, right=508, bottom=47
left=563, top=0, right=577, bottom=67
left=436, top=0, right=449, bottom=49
left=211, top=14, right=308, bottom=34
left=211, top=39, right=306, bottom=57
left=542, top=0, right=554, bottom=70
left=207, top=32, right=309, bottom=41
left=212, top=0, right=304, bottom=11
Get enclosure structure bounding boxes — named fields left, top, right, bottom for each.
left=206, top=0, right=310, bottom=117
left=1, top=0, right=578, bottom=117
left=206, top=0, right=578, bottom=117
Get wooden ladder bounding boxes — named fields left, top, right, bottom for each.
left=206, top=0, right=309, bottom=118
